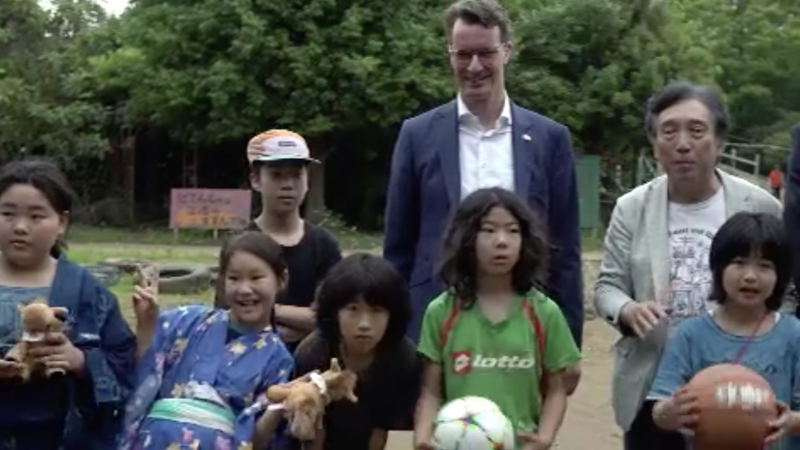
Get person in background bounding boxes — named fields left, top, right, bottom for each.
left=594, top=82, right=785, bottom=450
left=382, top=0, right=583, bottom=389
left=215, top=129, right=342, bottom=353
left=0, top=159, right=136, bottom=449
left=121, top=231, right=292, bottom=450
left=286, top=253, right=419, bottom=450
left=768, top=164, right=783, bottom=199
left=784, top=124, right=800, bottom=302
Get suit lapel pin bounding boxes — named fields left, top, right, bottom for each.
left=522, top=134, right=531, bottom=141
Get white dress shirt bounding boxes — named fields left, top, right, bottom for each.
left=457, top=94, right=515, bottom=199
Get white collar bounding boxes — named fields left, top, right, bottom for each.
left=457, top=92, right=512, bottom=125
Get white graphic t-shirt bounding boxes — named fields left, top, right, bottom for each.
left=666, top=188, right=726, bottom=325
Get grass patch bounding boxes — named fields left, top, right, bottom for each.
left=65, top=225, right=602, bottom=325
left=107, top=274, right=215, bottom=324
left=581, top=228, right=604, bottom=252
left=66, top=243, right=218, bottom=266
left=69, top=214, right=382, bottom=250
left=64, top=244, right=217, bottom=324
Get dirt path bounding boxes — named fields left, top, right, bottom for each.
left=385, top=320, right=621, bottom=450
left=552, top=320, right=620, bottom=449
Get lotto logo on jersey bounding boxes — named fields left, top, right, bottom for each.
left=450, top=350, right=536, bottom=375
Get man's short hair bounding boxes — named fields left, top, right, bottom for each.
left=645, top=82, right=729, bottom=144
left=443, top=0, right=512, bottom=44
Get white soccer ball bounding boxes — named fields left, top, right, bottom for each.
left=433, top=396, right=516, bottom=450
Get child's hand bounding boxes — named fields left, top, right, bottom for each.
left=0, top=360, right=22, bottom=379
left=765, top=402, right=797, bottom=444
left=132, top=285, right=159, bottom=330
left=654, top=388, right=699, bottom=431
left=517, top=430, right=553, bottom=450
left=413, top=430, right=435, bottom=450
left=30, top=332, right=85, bottom=374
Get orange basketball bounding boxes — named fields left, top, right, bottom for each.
left=684, top=363, right=778, bottom=450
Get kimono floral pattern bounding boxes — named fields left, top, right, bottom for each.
left=120, top=305, right=292, bottom=450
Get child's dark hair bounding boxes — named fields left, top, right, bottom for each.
left=709, top=212, right=791, bottom=310
left=0, top=159, right=76, bottom=256
left=316, top=253, right=411, bottom=348
left=438, top=187, right=549, bottom=307
left=216, top=231, right=287, bottom=325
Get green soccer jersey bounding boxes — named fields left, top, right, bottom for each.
left=417, top=290, right=581, bottom=437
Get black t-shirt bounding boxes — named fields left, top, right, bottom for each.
left=219, top=221, right=341, bottom=309
left=289, top=332, right=422, bottom=450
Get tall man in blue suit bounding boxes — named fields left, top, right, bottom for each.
left=383, top=0, right=584, bottom=370
left=785, top=124, right=800, bottom=299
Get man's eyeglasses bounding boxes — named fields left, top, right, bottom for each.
left=448, top=44, right=506, bottom=64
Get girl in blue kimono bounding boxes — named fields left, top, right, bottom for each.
left=0, top=159, right=137, bottom=449
left=121, top=231, right=294, bottom=450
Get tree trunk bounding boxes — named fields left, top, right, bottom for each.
left=304, top=139, right=330, bottom=223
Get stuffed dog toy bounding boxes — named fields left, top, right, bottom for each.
left=266, top=358, right=358, bottom=441
left=4, top=299, right=68, bottom=381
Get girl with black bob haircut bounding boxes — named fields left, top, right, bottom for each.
left=285, top=253, right=420, bottom=450
left=708, top=212, right=792, bottom=310
left=648, top=213, right=800, bottom=447
left=414, top=188, right=581, bottom=450
left=0, top=159, right=137, bottom=449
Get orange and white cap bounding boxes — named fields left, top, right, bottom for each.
left=246, top=129, right=319, bottom=164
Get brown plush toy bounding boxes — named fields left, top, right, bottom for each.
left=266, top=358, right=358, bottom=441
left=4, top=299, right=68, bottom=381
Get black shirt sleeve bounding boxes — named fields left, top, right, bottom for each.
left=292, top=331, right=331, bottom=377
left=372, top=338, right=423, bottom=430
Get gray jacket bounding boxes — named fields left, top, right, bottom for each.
left=593, top=170, right=785, bottom=430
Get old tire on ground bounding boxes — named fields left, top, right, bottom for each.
left=99, top=258, right=155, bottom=274
left=207, top=265, right=219, bottom=287
left=157, top=264, right=212, bottom=295
left=82, top=264, right=121, bottom=288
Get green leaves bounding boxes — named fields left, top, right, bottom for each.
left=1, top=0, right=798, bottom=172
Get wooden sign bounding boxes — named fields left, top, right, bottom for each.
left=169, top=189, right=252, bottom=230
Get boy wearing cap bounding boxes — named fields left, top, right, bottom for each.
left=220, top=129, right=342, bottom=352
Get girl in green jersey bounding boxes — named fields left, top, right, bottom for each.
left=414, top=187, right=581, bottom=450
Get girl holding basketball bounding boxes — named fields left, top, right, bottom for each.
left=648, top=212, right=800, bottom=448
left=413, top=187, right=582, bottom=450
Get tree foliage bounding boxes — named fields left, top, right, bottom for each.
left=1, top=0, right=798, bottom=219
left=80, top=0, right=452, bottom=149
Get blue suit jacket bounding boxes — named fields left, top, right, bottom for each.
left=383, top=100, right=584, bottom=346
left=785, top=125, right=800, bottom=294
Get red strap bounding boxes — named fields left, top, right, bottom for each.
left=522, top=300, right=548, bottom=396
left=732, top=313, right=769, bottom=364
left=440, top=298, right=548, bottom=395
left=439, top=301, right=462, bottom=347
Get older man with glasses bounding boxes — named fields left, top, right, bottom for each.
left=594, top=82, right=787, bottom=450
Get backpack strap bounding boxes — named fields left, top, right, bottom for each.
left=521, top=298, right=548, bottom=396
left=438, top=298, right=462, bottom=348
left=438, top=295, right=548, bottom=395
